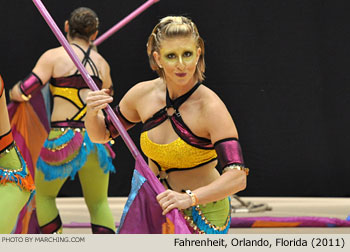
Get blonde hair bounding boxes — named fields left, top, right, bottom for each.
left=147, top=16, right=205, bottom=81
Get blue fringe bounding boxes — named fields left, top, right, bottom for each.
left=37, top=142, right=88, bottom=181
left=83, top=131, right=94, bottom=153
left=96, top=143, right=116, bottom=174
left=37, top=130, right=115, bottom=181
left=84, top=133, right=116, bottom=174
left=0, top=168, right=27, bottom=181
left=191, top=198, right=231, bottom=234
left=43, top=129, right=75, bottom=149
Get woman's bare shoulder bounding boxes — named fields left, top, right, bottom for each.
left=126, top=78, right=163, bottom=97
left=90, top=50, right=108, bottom=65
left=198, top=85, right=238, bottom=140
left=38, top=46, right=76, bottom=66
left=198, top=84, right=226, bottom=109
left=38, top=46, right=61, bottom=60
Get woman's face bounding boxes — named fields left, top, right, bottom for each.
left=154, top=36, right=201, bottom=86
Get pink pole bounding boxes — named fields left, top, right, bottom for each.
left=32, top=0, right=143, bottom=161
left=32, top=1, right=191, bottom=230
left=94, top=0, right=160, bottom=46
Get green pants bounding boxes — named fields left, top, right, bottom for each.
left=35, top=151, right=116, bottom=232
left=0, top=146, right=31, bottom=234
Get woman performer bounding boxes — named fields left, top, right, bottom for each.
left=85, top=16, right=248, bottom=234
left=9, top=7, right=116, bottom=234
left=0, top=75, right=35, bottom=233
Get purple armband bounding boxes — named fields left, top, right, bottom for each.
left=19, top=72, right=43, bottom=98
left=0, top=75, right=4, bottom=98
left=105, top=105, right=136, bottom=138
left=214, top=138, right=245, bottom=171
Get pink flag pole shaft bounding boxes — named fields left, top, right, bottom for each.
left=32, top=2, right=191, bottom=228
left=32, top=0, right=143, bottom=161
left=94, top=0, right=159, bottom=46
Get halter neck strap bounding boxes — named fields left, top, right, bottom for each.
left=166, top=82, right=201, bottom=110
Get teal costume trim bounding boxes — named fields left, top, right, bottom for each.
left=36, top=130, right=115, bottom=181
left=191, top=204, right=231, bottom=234
left=0, top=154, right=27, bottom=184
left=42, top=130, right=75, bottom=149
left=183, top=197, right=231, bottom=234
left=0, top=144, right=35, bottom=192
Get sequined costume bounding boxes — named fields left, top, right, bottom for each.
left=139, top=83, right=231, bottom=233
left=0, top=75, right=35, bottom=233
left=34, top=44, right=116, bottom=234
left=36, top=44, right=115, bottom=182
left=105, top=81, right=248, bottom=233
left=107, top=83, right=235, bottom=233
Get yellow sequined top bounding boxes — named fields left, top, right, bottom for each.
left=50, top=44, right=103, bottom=121
left=49, top=75, right=102, bottom=121
left=140, top=131, right=217, bottom=171
left=140, top=83, right=217, bottom=172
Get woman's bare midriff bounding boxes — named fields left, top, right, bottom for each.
left=148, top=159, right=220, bottom=192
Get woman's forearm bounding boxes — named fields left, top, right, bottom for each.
left=85, top=89, right=114, bottom=143
left=156, top=169, right=247, bottom=215
left=85, top=111, right=110, bottom=143
left=192, top=170, right=247, bottom=205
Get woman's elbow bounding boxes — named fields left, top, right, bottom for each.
left=240, top=175, right=247, bottom=191
left=236, top=172, right=247, bottom=192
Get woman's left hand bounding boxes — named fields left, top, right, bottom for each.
left=156, top=189, right=192, bottom=215
left=9, top=82, right=24, bottom=102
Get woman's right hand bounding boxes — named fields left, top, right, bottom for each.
left=86, top=89, right=113, bottom=116
left=85, top=89, right=114, bottom=143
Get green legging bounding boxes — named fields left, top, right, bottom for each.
left=0, top=147, right=31, bottom=234
left=35, top=151, right=115, bottom=233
